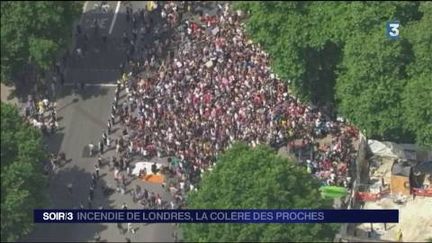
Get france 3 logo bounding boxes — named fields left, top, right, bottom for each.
left=386, top=21, right=400, bottom=40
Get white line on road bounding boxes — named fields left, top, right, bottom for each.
left=82, top=1, right=89, bottom=13
left=109, top=1, right=121, bottom=35
left=80, top=1, right=89, bottom=25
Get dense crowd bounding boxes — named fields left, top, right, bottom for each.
left=105, top=1, right=360, bottom=209
left=24, top=96, right=58, bottom=134
left=12, top=3, right=360, bottom=241
left=20, top=2, right=360, bottom=213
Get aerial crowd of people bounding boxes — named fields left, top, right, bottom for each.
left=18, top=0, right=360, bottom=229
left=106, top=1, right=360, bottom=209
left=22, top=2, right=360, bottom=214
left=13, top=1, right=362, bottom=241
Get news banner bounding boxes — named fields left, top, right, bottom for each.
left=34, top=209, right=398, bottom=223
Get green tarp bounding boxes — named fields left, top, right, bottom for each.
left=319, top=186, right=348, bottom=199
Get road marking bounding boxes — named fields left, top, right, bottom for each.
left=83, top=1, right=89, bottom=13
left=109, top=1, right=121, bottom=35
left=80, top=1, right=90, bottom=25
left=63, top=83, right=117, bottom=87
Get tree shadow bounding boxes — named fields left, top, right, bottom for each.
left=68, top=9, right=126, bottom=79
left=5, top=4, right=183, bottom=104
left=21, top=165, right=115, bottom=242
left=55, top=96, right=80, bottom=113
left=79, top=86, right=110, bottom=101
left=43, top=132, right=65, bottom=155
left=5, top=84, right=32, bottom=104
left=4, top=85, right=19, bottom=102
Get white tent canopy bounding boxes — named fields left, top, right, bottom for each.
left=368, top=140, right=402, bottom=159
left=368, top=140, right=432, bottom=161
left=132, top=162, right=163, bottom=176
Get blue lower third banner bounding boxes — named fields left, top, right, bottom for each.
left=34, top=209, right=398, bottom=223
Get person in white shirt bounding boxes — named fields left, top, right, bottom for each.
left=116, top=143, right=121, bottom=155
left=127, top=223, right=135, bottom=234
left=88, top=142, right=94, bottom=156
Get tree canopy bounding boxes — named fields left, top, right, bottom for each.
left=1, top=1, right=82, bottom=84
left=181, top=143, right=338, bottom=242
left=1, top=102, right=48, bottom=242
left=236, top=2, right=432, bottom=146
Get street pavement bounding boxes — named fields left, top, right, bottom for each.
left=23, top=1, right=177, bottom=242
left=65, top=1, right=165, bottom=85
left=1, top=83, right=20, bottom=107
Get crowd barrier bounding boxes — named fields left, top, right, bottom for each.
left=355, top=187, right=432, bottom=201
left=355, top=188, right=391, bottom=202
left=412, top=188, right=432, bottom=197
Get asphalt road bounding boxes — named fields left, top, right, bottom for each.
left=65, top=1, right=168, bottom=85
left=24, top=2, right=177, bottom=242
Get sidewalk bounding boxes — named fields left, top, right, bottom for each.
left=1, top=83, right=21, bottom=110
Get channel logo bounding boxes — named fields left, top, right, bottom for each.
left=386, top=20, right=400, bottom=40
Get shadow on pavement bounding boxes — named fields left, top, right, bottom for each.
left=43, top=132, right=65, bottom=156
left=79, top=86, right=110, bottom=101
left=21, top=165, right=116, bottom=242
left=5, top=3, right=181, bottom=104
left=56, top=86, right=110, bottom=101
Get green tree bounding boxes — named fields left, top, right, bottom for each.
left=401, top=75, right=432, bottom=147
left=335, top=26, right=413, bottom=141
left=402, top=2, right=432, bottom=146
left=181, top=143, right=338, bottom=242
left=1, top=1, right=82, bottom=84
left=237, top=2, right=431, bottom=146
left=29, top=38, right=60, bottom=71
left=1, top=102, right=48, bottom=242
left=235, top=2, right=411, bottom=106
